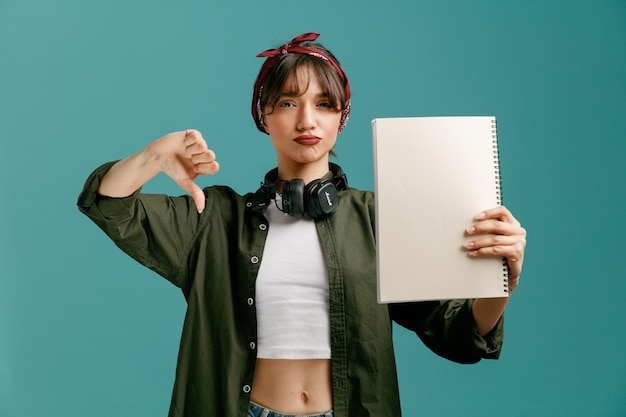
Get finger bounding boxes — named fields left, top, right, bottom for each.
left=183, top=129, right=203, bottom=144
left=467, top=246, right=524, bottom=287
left=190, top=150, right=219, bottom=175
left=466, top=220, right=524, bottom=237
left=185, top=140, right=210, bottom=157
left=195, top=160, right=220, bottom=175
left=467, top=242, right=524, bottom=263
left=182, top=130, right=207, bottom=153
left=178, top=178, right=206, bottom=213
left=476, top=206, right=520, bottom=226
left=189, top=184, right=206, bottom=214
left=463, top=234, right=520, bottom=251
left=190, top=149, right=216, bottom=165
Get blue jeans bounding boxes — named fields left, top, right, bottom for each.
left=247, top=401, right=333, bottom=417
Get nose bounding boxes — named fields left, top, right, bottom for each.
left=296, top=104, right=316, bottom=131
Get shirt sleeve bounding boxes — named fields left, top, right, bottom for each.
left=389, top=299, right=504, bottom=364
left=77, top=161, right=205, bottom=288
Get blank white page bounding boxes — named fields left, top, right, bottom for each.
left=372, top=116, right=509, bottom=303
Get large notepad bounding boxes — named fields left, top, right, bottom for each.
left=372, top=116, right=509, bottom=303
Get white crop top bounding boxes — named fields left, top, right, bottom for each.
left=255, top=194, right=331, bottom=359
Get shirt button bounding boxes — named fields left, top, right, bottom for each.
left=247, top=297, right=254, bottom=306
left=246, top=202, right=253, bottom=208
left=243, top=384, right=251, bottom=393
left=259, top=223, right=267, bottom=231
left=249, top=341, right=256, bottom=350
left=250, top=256, right=259, bottom=264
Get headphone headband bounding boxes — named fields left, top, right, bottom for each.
left=261, top=163, right=348, bottom=199
left=260, top=163, right=348, bottom=219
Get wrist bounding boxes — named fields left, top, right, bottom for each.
left=141, top=141, right=167, bottom=172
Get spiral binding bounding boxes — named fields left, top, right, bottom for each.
left=491, top=118, right=510, bottom=293
left=491, top=118, right=502, bottom=206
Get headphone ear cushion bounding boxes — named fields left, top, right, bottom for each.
left=305, top=180, right=340, bottom=219
left=282, top=179, right=305, bottom=217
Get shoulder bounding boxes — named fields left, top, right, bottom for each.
left=339, top=187, right=375, bottom=212
left=340, top=187, right=374, bottom=201
left=333, top=187, right=375, bottom=229
left=203, top=185, right=248, bottom=200
left=200, top=185, right=253, bottom=213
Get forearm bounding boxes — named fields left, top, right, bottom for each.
left=471, top=296, right=509, bottom=336
left=98, top=146, right=161, bottom=198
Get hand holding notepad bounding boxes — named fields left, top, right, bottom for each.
left=372, top=116, right=523, bottom=303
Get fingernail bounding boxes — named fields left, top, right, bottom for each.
left=477, top=212, right=486, bottom=219
left=466, top=226, right=475, bottom=234
left=464, top=242, right=475, bottom=249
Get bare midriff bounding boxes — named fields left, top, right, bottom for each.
left=251, top=358, right=333, bottom=414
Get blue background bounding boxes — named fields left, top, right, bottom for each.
left=1, top=0, right=625, bottom=416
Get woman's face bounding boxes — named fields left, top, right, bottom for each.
left=263, top=67, right=342, bottom=172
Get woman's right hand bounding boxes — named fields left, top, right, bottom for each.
left=98, top=129, right=219, bottom=213
left=148, top=129, right=220, bottom=212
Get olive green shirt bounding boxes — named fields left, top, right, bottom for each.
left=77, top=162, right=503, bottom=417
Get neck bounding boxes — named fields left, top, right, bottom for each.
left=276, top=158, right=330, bottom=186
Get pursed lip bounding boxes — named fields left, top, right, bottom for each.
left=293, top=135, right=322, bottom=145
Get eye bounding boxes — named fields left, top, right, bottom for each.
left=278, top=101, right=295, bottom=108
left=317, top=101, right=332, bottom=108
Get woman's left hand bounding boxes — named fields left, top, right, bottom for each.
left=463, top=206, right=526, bottom=292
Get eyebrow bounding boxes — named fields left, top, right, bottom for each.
left=278, top=91, right=330, bottom=98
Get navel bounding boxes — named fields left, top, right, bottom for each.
left=299, top=390, right=310, bottom=404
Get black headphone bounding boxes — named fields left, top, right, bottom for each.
left=261, top=163, right=348, bottom=219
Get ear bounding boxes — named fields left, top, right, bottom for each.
left=260, top=116, right=269, bottom=134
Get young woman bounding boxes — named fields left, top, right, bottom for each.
left=78, top=33, right=526, bottom=417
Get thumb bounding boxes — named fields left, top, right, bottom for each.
left=178, top=178, right=206, bottom=213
